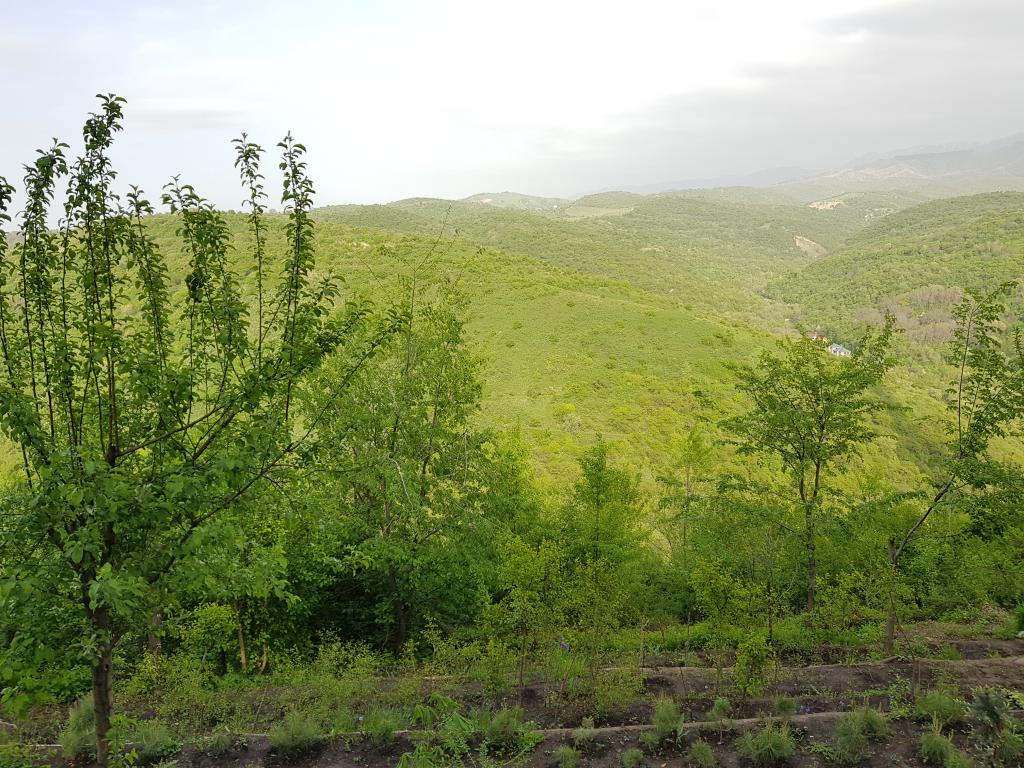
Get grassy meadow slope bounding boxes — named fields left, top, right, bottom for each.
left=142, top=213, right=769, bottom=479
left=315, top=190, right=882, bottom=331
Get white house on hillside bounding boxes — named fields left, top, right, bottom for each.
left=828, top=343, right=852, bottom=358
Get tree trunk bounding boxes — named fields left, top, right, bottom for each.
left=91, top=633, right=114, bottom=768
left=805, top=502, right=817, bottom=612
left=884, top=539, right=898, bottom=654
left=386, top=567, right=409, bottom=654
left=147, top=609, right=163, bottom=657
left=234, top=601, right=248, bottom=673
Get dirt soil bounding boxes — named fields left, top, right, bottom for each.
left=26, top=639, right=1024, bottom=768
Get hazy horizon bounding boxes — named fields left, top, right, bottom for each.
left=4, top=0, right=1024, bottom=209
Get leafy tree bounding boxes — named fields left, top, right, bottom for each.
left=656, top=426, right=714, bottom=572
left=884, top=284, right=1024, bottom=651
left=0, top=96, right=382, bottom=765
left=301, top=285, right=491, bottom=651
left=723, top=320, right=895, bottom=611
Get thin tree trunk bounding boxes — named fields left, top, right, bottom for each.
left=234, top=601, right=248, bottom=673
left=91, top=628, right=114, bottom=768
left=884, top=539, right=898, bottom=654
left=147, top=609, right=163, bottom=657
left=805, top=501, right=817, bottom=612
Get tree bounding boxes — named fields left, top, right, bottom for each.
left=0, top=96, right=384, bottom=765
left=883, top=284, right=1024, bottom=652
left=301, top=284, right=490, bottom=651
left=656, top=426, right=714, bottom=569
left=723, top=320, right=895, bottom=611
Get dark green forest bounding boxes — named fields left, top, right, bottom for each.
left=1, top=99, right=1022, bottom=768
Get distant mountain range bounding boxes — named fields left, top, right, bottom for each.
left=476, top=134, right=1024, bottom=204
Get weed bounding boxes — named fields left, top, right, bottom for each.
left=397, top=743, right=444, bottom=768
left=884, top=677, right=914, bottom=720
left=993, top=729, right=1024, bottom=765
left=554, top=745, right=582, bottom=768
left=0, top=743, right=34, bottom=768
left=736, top=722, right=795, bottom=765
left=437, top=712, right=476, bottom=757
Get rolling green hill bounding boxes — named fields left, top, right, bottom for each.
left=771, top=192, right=1024, bottom=352
left=141, top=213, right=771, bottom=479
left=7, top=182, right=1014, bottom=486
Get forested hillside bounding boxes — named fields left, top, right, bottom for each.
left=1, top=101, right=1022, bottom=768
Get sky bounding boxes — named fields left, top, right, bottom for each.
left=2, top=0, right=1023, bottom=209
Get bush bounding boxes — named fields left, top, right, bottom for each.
left=621, top=747, right=645, bottom=768
left=688, top=739, right=716, bottom=768
left=554, top=745, right=582, bottom=768
left=59, top=696, right=95, bottom=760
left=772, top=697, right=798, bottom=721
left=915, top=691, right=966, bottom=730
left=919, top=732, right=954, bottom=766
left=639, top=731, right=660, bottom=752
left=362, top=708, right=403, bottom=748
left=268, top=711, right=323, bottom=756
left=833, top=705, right=890, bottom=762
left=651, top=698, right=684, bottom=742
left=1015, top=604, right=1024, bottom=633
left=132, top=719, right=180, bottom=763
left=733, top=637, right=774, bottom=698
left=707, top=698, right=731, bottom=740
left=850, top=707, right=889, bottom=741
left=737, top=723, right=795, bottom=765
left=478, top=708, right=541, bottom=756
left=994, top=729, right=1024, bottom=765
left=969, top=688, right=1012, bottom=734
left=833, top=713, right=868, bottom=764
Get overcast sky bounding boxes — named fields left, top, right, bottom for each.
left=2, top=0, right=1023, bottom=208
